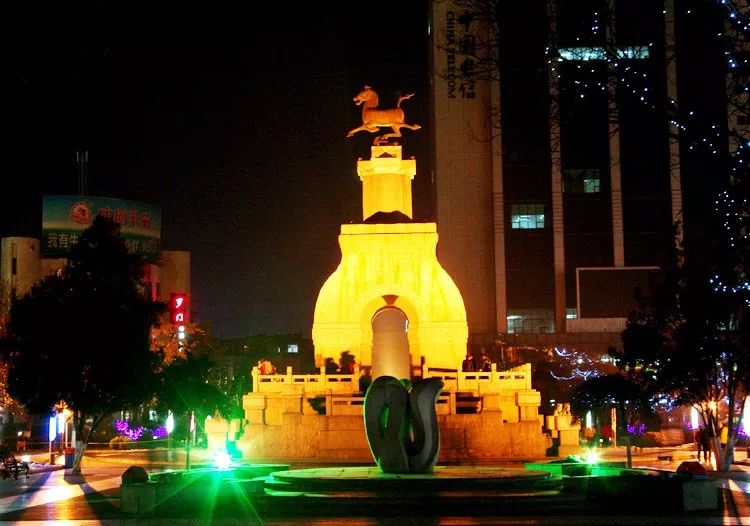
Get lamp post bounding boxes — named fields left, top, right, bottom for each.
left=185, top=411, right=194, bottom=470
left=166, top=411, right=174, bottom=459
left=48, top=415, right=57, bottom=465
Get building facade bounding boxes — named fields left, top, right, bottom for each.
left=429, top=0, right=722, bottom=353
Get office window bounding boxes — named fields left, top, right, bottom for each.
left=566, top=308, right=578, bottom=319
left=511, top=204, right=545, bottom=229
left=506, top=309, right=555, bottom=334
left=564, top=168, right=600, bottom=193
left=583, top=178, right=600, bottom=193
left=287, top=344, right=298, bottom=354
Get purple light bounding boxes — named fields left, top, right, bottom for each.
left=114, top=419, right=144, bottom=441
left=626, top=423, right=646, bottom=435
left=151, top=426, right=168, bottom=439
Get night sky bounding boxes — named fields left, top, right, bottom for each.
left=7, top=1, right=432, bottom=338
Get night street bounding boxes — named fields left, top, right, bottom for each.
left=3, top=446, right=750, bottom=524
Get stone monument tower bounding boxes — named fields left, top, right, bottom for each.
left=312, top=87, right=468, bottom=380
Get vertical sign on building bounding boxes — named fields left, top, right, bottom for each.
left=169, top=293, right=189, bottom=324
left=431, top=0, right=504, bottom=336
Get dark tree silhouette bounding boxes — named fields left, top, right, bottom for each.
left=4, top=216, right=164, bottom=474
left=570, top=374, right=654, bottom=467
left=155, top=353, right=230, bottom=430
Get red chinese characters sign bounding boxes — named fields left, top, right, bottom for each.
left=169, top=293, right=189, bottom=324
left=42, top=195, right=162, bottom=261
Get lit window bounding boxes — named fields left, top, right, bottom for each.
left=511, top=204, right=545, bottom=229
left=566, top=308, right=578, bottom=319
left=558, top=46, right=649, bottom=61
left=506, top=309, right=555, bottom=333
left=583, top=178, right=600, bottom=193
left=564, top=168, right=600, bottom=193
left=287, top=344, right=298, bottom=354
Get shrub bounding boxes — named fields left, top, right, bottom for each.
left=308, top=396, right=326, bottom=415
left=121, top=465, right=149, bottom=485
left=109, top=436, right=128, bottom=450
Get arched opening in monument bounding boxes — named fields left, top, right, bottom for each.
left=371, top=306, right=411, bottom=381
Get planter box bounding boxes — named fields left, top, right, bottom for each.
left=120, top=482, right=156, bottom=514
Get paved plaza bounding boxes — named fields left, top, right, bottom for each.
left=3, top=446, right=750, bottom=524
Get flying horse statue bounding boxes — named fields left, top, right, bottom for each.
left=347, top=86, right=421, bottom=145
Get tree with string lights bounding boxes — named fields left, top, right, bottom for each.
left=0, top=280, right=27, bottom=435
left=613, top=209, right=750, bottom=471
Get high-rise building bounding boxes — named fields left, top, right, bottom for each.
left=429, top=0, right=724, bottom=353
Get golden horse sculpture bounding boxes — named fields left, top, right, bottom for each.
left=347, top=86, right=421, bottom=145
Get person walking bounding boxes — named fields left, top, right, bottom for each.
left=700, top=425, right=712, bottom=462
left=695, top=426, right=705, bottom=461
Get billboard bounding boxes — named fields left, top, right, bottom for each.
left=42, top=195, right=162, bottom=261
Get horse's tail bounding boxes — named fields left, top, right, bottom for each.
left=396, top=93, right=415, bottom=108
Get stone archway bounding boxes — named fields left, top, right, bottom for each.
left=371, top=307, right=410, bottom=380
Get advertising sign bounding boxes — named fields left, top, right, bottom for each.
left=42, top=195, right=162, bottom=261
left=169, top=292, right=189, bottom=324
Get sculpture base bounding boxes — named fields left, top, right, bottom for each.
left=265, top=465, right=558, bottom=492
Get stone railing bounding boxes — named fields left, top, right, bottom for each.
left=423, top=363, right=532, bottom=393
left=251, top=366, right=360, bottom=394
left=251, top=362, right=532, bottom=396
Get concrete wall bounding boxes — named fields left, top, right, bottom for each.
left=0, top=237, right=41, bottom=300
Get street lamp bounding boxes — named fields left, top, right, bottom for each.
left=186, top=411, right=195, bottom=470
left=166, top=411, right=174, bottom=451
left=48, top=415, right=57, bottom=464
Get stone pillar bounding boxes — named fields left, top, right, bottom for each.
left=357, top=145, right=416, bottom=220
left=205, top=415, right=229, bottom=453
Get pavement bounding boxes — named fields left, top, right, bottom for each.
left=2, top=445, right=750, bottom=524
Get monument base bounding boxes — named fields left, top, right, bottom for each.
left=237, top=412, right=551, bottom=462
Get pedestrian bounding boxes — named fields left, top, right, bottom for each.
left=461, top=351, right=476, bottom=372
left=695, top=425, right=705, bottom=461
left=479, top=348, right=493, bottom=372
left=700, top=425, right=712, bottom=462
left=720, top=422, right=729, bottom=449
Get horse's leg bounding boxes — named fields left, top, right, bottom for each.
left=389, top=125, right=403, bottom=138
left=347, top=125, right=371, bottom=137
left=403, top=123, right=422, bottom=131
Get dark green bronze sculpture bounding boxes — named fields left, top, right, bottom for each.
left=363, top=376, right=444, bottom=473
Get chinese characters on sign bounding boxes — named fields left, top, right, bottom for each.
left=96, top=207, right=153, bottom=229
left=445, top=9, right=477, bottom=100
left=42, top=195, right=162, bottom=261
left=169, top=293, right=189, bottom=324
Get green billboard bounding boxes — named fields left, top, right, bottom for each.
left=42, top=195, right=162, bottom=261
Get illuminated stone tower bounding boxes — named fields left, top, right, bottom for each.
left=313, top=87, right=468, bottom=380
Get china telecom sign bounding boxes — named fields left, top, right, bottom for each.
left=441, top=7, right=479, bottom=100
left=42, top=195, right=162, bottom=260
